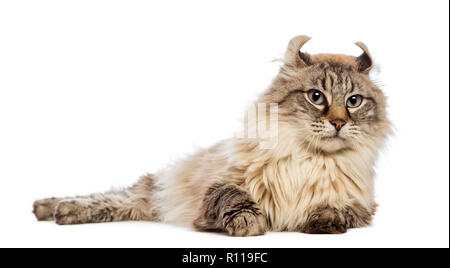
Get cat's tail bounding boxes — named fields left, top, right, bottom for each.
left=32, top=174, right=157, bottom=225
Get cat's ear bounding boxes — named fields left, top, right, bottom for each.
left=284, top=35, right=312, bottom=68
left=355, top=41, right=373, bottom=74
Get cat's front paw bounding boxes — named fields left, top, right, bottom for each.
left=224, top=210, right=267, bottom=237
left=54, top=200, right=89, bottom=225
left=302, top=206, right=347, bottom=234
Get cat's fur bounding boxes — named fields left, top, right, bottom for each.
left=33, top=36, right=390, bottom=236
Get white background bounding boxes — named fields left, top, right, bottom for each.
left=0, top=0, right=448, bottom=248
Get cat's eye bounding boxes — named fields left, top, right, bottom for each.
left=346, top=95, right=363, bottom=108
left=307, top=89, right=326, bottom=105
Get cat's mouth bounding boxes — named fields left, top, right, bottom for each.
left=321, top=133, right=345, bottom=140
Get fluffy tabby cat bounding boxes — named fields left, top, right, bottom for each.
left=33, top=35, right=390, bottom=235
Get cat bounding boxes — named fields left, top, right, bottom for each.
left=33, top=35, right=391, bottom=236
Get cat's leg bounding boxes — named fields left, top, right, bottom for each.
left=193, top=183, right=267, bottom=237
left=301, top=205, right=348, bottom=234
left=33, top=197, right=63, bottom=221
left=301, top=202, right=373, bottom=234
left=33, top=174, right=156, bottom=225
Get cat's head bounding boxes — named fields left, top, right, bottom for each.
left=261, top=36, right=391, bottom=154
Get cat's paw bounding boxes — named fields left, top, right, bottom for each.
left=302, top=207, right=347, bottom=234
left=54, top=200, right=89, bottom=225
left=224, top=210, right=267, bottom=237
left=33, top=197, right=60, bottom=221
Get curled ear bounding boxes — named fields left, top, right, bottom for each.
left=284, top=35, right=312, bottom=68
left=355, top=41, right=373, bottom=73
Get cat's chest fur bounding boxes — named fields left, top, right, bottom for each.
left=240, top=149, right=375, bottom=231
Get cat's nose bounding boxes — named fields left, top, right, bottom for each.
left=330, top=119, right=346, bottom=131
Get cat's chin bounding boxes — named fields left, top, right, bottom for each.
left=316, top=137, right=349, bottom=153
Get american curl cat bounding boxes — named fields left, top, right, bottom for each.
left=33, top=35, right=391, bottom=236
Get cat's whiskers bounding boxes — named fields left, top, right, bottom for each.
left=304, top=134, right=318, bottom=154
left=313, top=135, right=323, bottom=154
